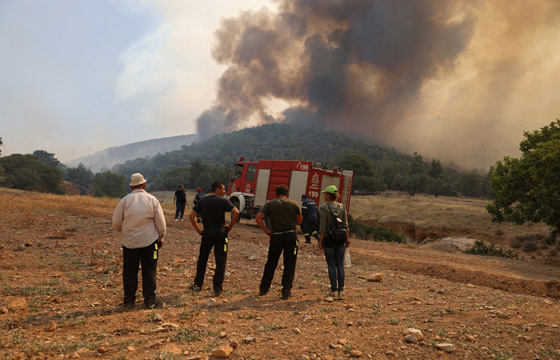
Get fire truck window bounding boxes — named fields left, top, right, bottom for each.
left=246, top=165, right=256, bottom=181
left=234, top=165, right=243, bottom=179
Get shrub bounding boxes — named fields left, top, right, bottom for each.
left=348, top=215, right=405, bottom=243
left=511, top=234, right=545, bottom=252
left=464, top=240, right=517, bottom=258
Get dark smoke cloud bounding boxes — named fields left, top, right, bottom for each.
left=196, top=0, right=560, bottom=169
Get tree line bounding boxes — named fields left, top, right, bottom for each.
left=108, top=124, right=494, bottom=197
left=0, top=124, right=493, bottom=198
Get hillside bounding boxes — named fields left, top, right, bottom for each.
left=1, top=188, right=559, bottom=359
left=66, top=134, right=198, bottom=172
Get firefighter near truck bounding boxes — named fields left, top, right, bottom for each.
left=226, top=158, right=354, bottom=220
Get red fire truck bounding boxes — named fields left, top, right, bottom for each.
left=227, top=157, right=353, bottom=220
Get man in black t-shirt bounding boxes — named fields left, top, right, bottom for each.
left=173, top=185, right=188, bottom=222
left=189, top=181, right=240, bottom=297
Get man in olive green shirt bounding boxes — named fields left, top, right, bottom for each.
left=255, top=184, right=303, bottom=300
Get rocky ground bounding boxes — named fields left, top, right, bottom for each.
left=1, top=189, right=560, bottom=359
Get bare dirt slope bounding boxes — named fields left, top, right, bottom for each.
left=1, top=189, right=559, bottom=359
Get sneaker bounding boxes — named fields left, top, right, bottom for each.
left=329, top=290, right=337, bottom=298
left=337, top=290, right=344, bottom=300
left=190, top=284, right=201, bottom=292
left=281, top=288, right=291, bottom=300
left=180, top=218, right=184, bottom=222
left=174, top=219, right=178, bottom=222
left=214, top=289, right=223, bottom=297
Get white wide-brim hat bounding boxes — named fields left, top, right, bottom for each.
left=129, top=173, right=147, bottom=186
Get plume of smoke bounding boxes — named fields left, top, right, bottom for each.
left=196, top=1, right=475, bottom=142
left=197, top=0, right=560, bottom=169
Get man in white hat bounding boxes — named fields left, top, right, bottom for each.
left=112, top=173, right=167, bottom=308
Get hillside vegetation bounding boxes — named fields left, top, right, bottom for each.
left=0, top=124, right=493, bottom=199
left=112, top=123, right=492, bottom=197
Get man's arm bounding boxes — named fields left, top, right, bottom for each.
left=226, top=207, right=240, bottom=231
left=112, top=199, right=124, bottom=232
left=189, top=210, right=203, bottom=235
left=255, top=212, right=272, bottom=236
left=154, top=201, right=167, bottom=247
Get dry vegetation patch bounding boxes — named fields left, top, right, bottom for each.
left=350, top=192, right=557, bottom=259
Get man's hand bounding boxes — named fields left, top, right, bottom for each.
left=189, top=210, right=203, bottom=235
left=255, top=212, right=272, bottom=237
left=157, top=237, right=164, bottom=248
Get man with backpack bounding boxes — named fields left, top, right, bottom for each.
left=318, top=185, right=350, bottom=300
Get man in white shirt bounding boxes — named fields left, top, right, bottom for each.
left=112, top=173, right=166, bottom=309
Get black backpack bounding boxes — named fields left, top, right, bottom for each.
left=324, top=203, right=347, bottom=247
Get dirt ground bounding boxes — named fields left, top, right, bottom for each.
left=1, top=189, right=559, bottom=360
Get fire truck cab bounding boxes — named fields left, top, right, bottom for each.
left=227, top=157, right=353, bottom=220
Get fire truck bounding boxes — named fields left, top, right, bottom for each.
left=227, top=157, right=353, bottom=220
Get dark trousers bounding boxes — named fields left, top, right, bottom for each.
left=324, top=244, right=346, bottom=292
left=175, top=202, right=186, bottom=220
left=123, top=241, right=158, bottom=305
left=301, top=220, right=319, bottom=242
left=259, top=232, right=298, bottom=293
left=194, top=229, right=228, bottom=293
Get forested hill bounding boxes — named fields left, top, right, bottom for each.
left=167, top=123, right=407, bottom=166
left=112, top=123, right=409, bottom=176
left=110, top=123, right=491, bottom=197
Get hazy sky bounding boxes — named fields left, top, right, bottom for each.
left=0, top=0, right=271, bottom=162
left=1, top=0, right=559, bottom=169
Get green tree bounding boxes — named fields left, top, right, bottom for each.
left=487, top=119, right=560, bottom=241
left=0, top=154, right=63, bottom=194
left=426, top=178, right=444, bottom=197
left=457, top=172, right=483, bottom=197
left=339, top=153, right=386, bottom=193
left=429, top=159, right=443, bottom=179
left=92, top=171, right=128, bottom=198
left=65, top=164, right=94, bottom=193
left=481, top=166, right=494, bottom=198
left=410, top=152, right=427, bottom=175
left=33, top=150, right=62, bottom=168
left=406, top=173, right=429, bottom=195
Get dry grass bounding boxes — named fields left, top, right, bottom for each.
left=350, top=191, right=552, bottom=243
left=0, top=188, right=119, bottom=226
